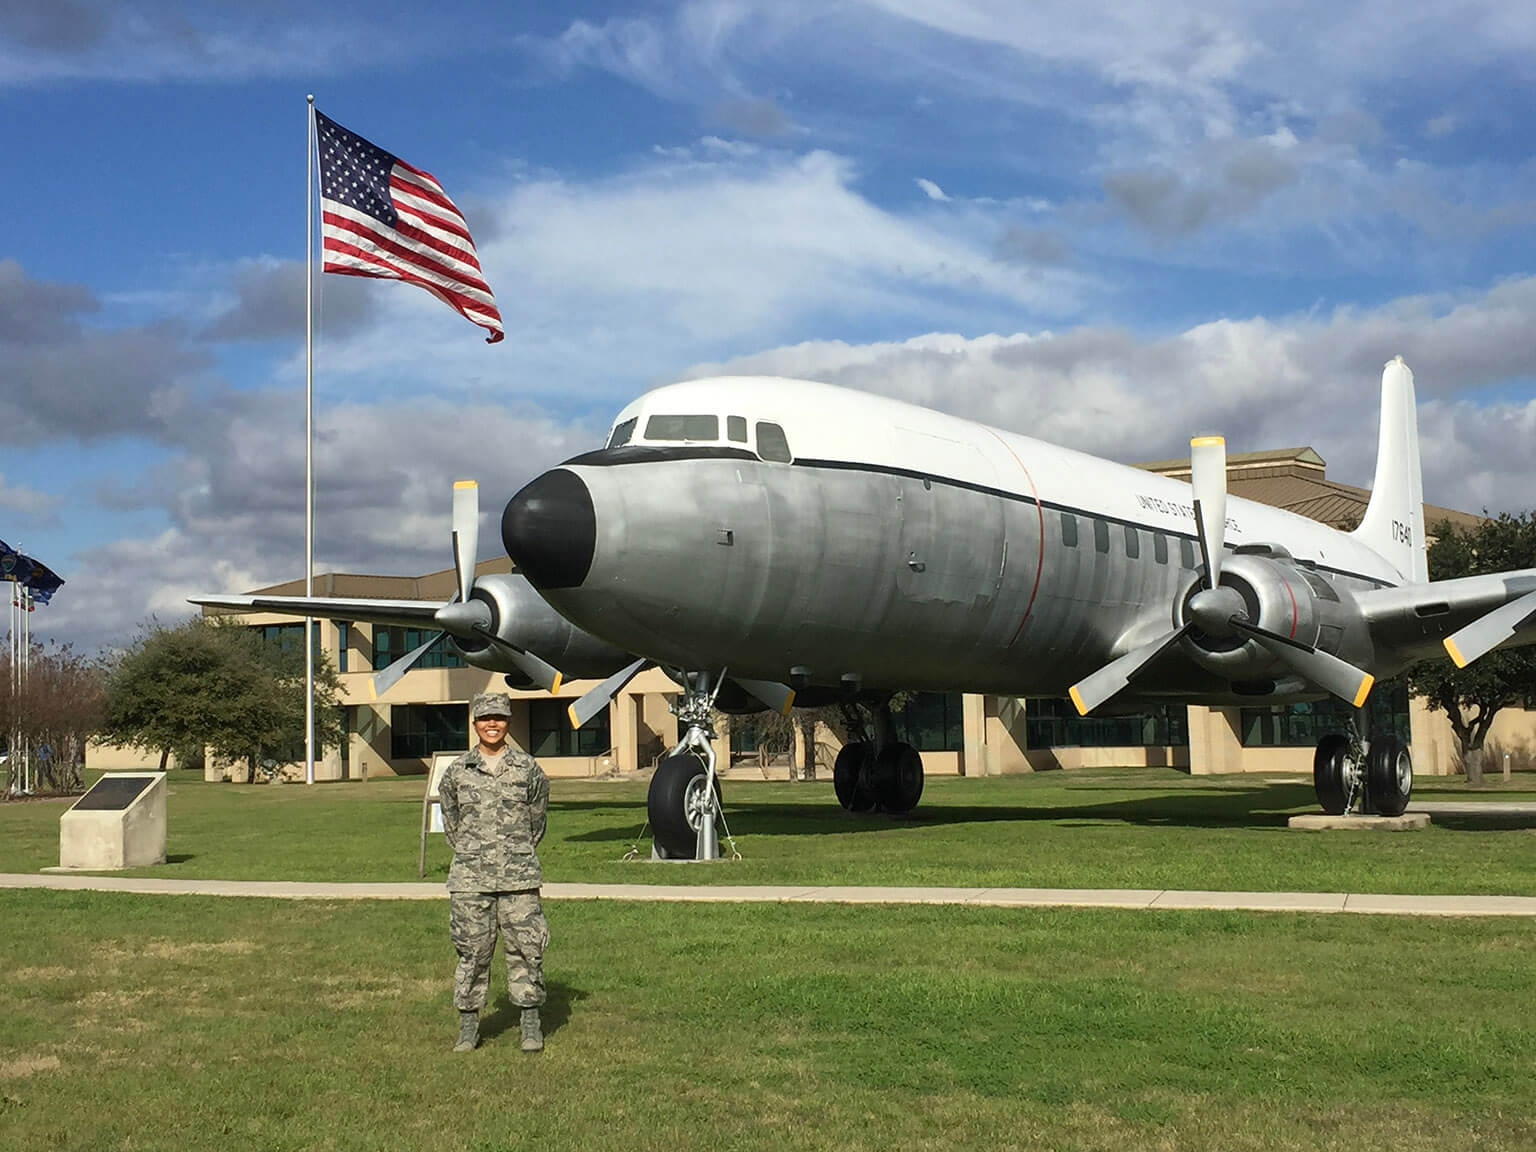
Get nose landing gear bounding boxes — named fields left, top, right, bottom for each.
left=644, top=672, right=737, bottom=860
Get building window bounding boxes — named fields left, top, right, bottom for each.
left=727, top=415, right=747, bottom=443
left=391, top=704, right=467, bottom=760
left=1093, top=519, right=1110, bottom=554
left=1124, top=524, right=1140, bottom=559
left=891, top=692, right=964, bottom=752
left=257, top=622, right=320, bottom=662
left=1239, top=683, right=1410, bottom=747
left=1154, top=533, right=1168, bottom=565
left=1025, top=698, right=1188, bottom=749
left=1061, top=512, right=1078, bottom=547
left=529, top=699, right=610, bottom=757
left=373, top=627, right=466, bottom=671
left=335, top=622, right=349, bottom=673
left=756, top=422, right=793, bottom=463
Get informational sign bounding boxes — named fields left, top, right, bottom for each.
left=72, top=774, right=155, bottom=812
left=418, top=750, right=466, bottom=878
left=60, top=771, right=167, bottom=869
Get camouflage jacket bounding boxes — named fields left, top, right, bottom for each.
left=438, top=744, right=549, bottom=893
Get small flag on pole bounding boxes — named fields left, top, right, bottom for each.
left=314, top=110, right=504, bottom=343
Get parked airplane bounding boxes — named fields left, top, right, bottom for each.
left=197, top=357, right=1536, bottom=857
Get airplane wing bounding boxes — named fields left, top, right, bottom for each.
left=1356, top=568, right=1536, bottom=668
left=191, top=594, right=444, bottom=630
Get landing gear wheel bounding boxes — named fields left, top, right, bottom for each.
left=648, top=752, right=720, bottom=858
left=871, top=742, right=924, bottom=814
left=833, top=742, right=877, bottom=813
left=1367, top=735, right=1413, bottom=817
left=1313, top=733, right=1351, bottom=815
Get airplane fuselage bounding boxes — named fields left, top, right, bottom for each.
left=503, top=377, right=1405, bottom=705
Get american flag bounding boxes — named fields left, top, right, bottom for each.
left=315, top=110, right=504, bottom=343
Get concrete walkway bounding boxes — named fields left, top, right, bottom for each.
left=4, top=872, right=1535, bottom=917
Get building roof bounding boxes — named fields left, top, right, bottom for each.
left=1135, top=446, right=1483, bottom=535
left=249, top=556, right=512, bottom=600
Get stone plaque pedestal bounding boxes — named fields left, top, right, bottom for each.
left=59, top=772, right=168, bottom=869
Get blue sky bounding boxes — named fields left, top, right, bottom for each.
left=5, top=0, right=1536, bottom=652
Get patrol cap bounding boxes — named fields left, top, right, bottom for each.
left=470, top=692, right=513, bottom=720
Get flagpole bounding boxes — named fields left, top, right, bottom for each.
left=305, top=94, right=316, bottom=787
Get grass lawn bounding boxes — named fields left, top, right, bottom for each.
left=4, top=767, right=1536, bottom=895
left=3, top=890, right=1535, bottom=1152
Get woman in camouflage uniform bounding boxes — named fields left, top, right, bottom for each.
left=439, top=691, right=550, bottom=1053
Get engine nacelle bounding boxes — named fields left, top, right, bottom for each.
left=1175, top=549, right=1371, bottom=686
left=449, top=573, right=633, bottom=681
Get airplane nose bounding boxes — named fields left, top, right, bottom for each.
left=501, top=469, right=596, bottom=589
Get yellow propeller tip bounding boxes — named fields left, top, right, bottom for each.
left=780, top=690, right=796, bottom=716
left=566, top=704, right=579, bottom=730
left=1068, top=685, right=1090, bottom=716
left=1190, top=435, right=1225, bottom=447
left=1443, top=637, right=1467, bottom=668
left=1352, top=675, right=1375, bottom=709
left=550, top=673, right=563, bottom=695
left=453, top=479, right=477, bottom=489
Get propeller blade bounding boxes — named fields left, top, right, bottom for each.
left=472, top=627, right=564, bottom=693
left=568, top=657, right=650, bottom=730
left=1068, top=625, right=1190, bottom=716
left=369, top=630, right=445, bottom=699
left=1443, top=588, right=1536, bottom=668
left=1189, top=435, right=1227, bottom=589
left=732, top=676, right=797, bottom=716
left=452, top=480, right=479, bottom=605
left=1228, top=619, right=1374, bottom=707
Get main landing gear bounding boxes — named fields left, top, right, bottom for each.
left=1312, top=716, right=1413, bottom=817
left=832, top=700, right=925, bottom=815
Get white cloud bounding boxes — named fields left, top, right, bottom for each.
left=915, top=177, right=949, bottom=201
left=685, top=275, right=1536, bottom=515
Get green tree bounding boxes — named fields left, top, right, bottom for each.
left=1407, top=514, right=1536, bottom=784
left=102, top=618, right=341, bottom=776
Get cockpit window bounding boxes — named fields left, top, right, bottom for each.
left=756, top=421, right=792, bottom=463
left=644, top=414, right=719, bottom=442
left=607, top=417, right=637, bottom=449
left=727, top=415, right=747, bottom=443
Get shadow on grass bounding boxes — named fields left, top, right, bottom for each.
left=563, top=783, right=1321, bottom=843
left=481, top=980, right=589, bottom=1042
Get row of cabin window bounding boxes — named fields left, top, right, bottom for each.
left=1059, top=510, right=1198, bottom=569
left=607, top=414, right=793, bottom=463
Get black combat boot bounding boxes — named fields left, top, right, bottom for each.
left=520, top=1007, right=543, bottom=1053
left=453, top=1010, right=479, bottom=1052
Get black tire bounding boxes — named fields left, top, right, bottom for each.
left=1367, top=736, right=1413, bottom=817
left=872, top=742, right=924, bottom=814
left=1314, top=733, right=1350, bottom=815
left=647, top=751, right=720, bottom=858
left=833, top=742, right=877, bottom=812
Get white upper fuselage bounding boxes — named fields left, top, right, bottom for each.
left=609, top=376, right=1401, bottom=588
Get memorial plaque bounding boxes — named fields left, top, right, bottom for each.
left=73, top=774, right=157, bottom=811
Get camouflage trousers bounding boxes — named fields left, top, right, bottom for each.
left=449, top=890, right=548, bottom=1011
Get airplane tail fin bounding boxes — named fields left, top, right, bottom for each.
left=1351, top=356, right=1428, bottom=584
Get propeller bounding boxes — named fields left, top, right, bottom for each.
left=567, top=657, right=649, bottom=730
left=369, top=480, right=565, bottom=698
left=1443, top=589, right=1536, bottom=668
left=1068, top=434, right=1375, bottom=715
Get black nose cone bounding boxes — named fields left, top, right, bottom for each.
left=502, top=469, right=596, bottom=589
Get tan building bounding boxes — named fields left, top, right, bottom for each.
left=188, top=447, right=1529, bottom=783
